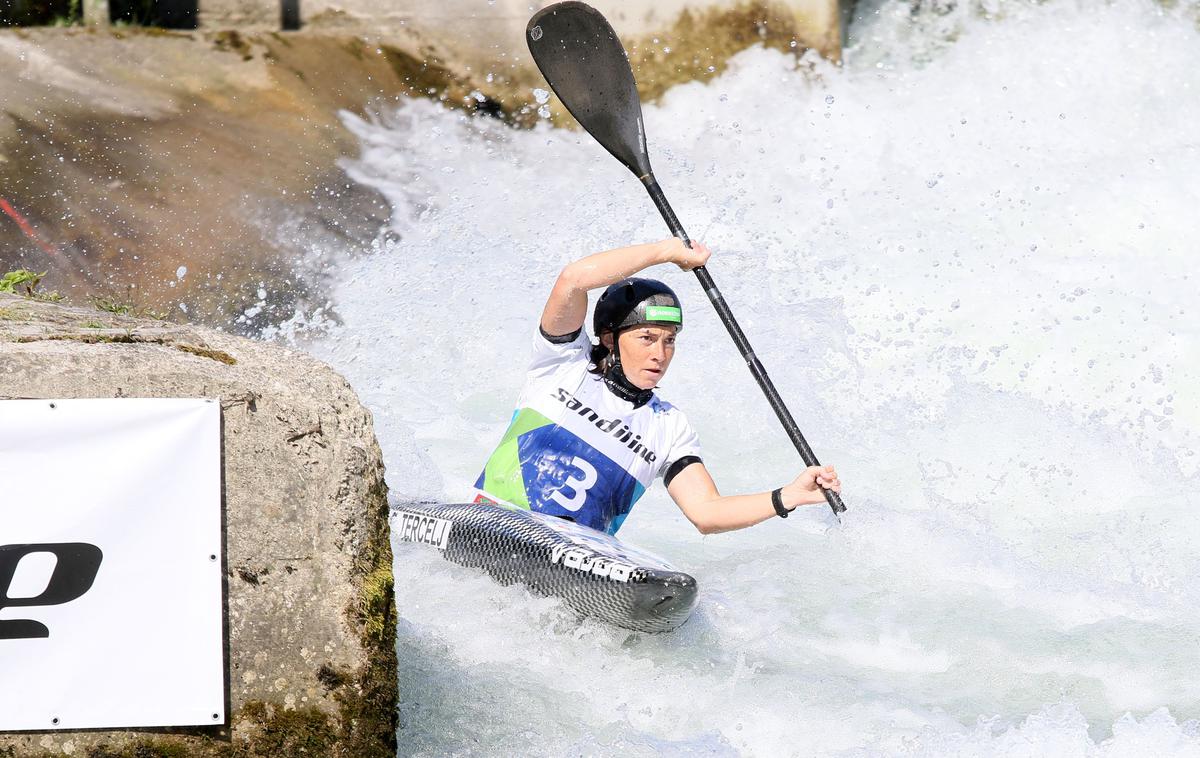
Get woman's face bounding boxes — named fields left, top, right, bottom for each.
left=604, top=325, right=678, bottom=389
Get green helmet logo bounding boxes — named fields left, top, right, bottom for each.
left=593, top=278, right=683, bottom=335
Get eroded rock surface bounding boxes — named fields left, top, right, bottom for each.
left=0, top=293, right=397, bottom=758
left=0, top=2, right=839, bottom=331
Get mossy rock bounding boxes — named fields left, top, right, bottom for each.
left=0, top=296, right=398, bottom=758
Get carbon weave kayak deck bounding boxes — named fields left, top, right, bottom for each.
left=394, top=502, right=697, bottom=633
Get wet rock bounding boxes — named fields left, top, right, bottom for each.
left=0, top=5, right=841, bottom=332
left=0, top=293, right=397, bottom=758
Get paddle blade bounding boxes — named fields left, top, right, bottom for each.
left=527, top=2, right=653, bottom=178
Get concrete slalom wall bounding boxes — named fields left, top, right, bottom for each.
left=197, top=0, right=845, bottom=63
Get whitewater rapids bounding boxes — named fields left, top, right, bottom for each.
left=279, top=0, right=1200, bottom=753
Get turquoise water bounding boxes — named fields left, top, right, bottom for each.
left=278, top=0, right=1200, bottom=753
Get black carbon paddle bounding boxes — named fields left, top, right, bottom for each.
left=527, top=1, right=846, bottom=517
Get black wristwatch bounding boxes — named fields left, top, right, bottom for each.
left=771, top=487, right=790, bottom=518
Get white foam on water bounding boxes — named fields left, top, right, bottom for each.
left=298, top=0, right=1200, bottom=753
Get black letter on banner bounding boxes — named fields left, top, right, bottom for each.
left=0, top=543, right=104, bottom=640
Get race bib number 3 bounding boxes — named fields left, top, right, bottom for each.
left=548, top=456, right=598, bottom=512
left=518, top=427, right=639, bottom=525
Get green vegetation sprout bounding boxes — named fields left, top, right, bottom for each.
left=0, top=269, right=64, bottom=302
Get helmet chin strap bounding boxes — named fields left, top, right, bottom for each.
left=603, top=334, right=653, bottom=408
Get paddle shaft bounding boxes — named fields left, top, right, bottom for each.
left=523, top=2, right=845, bottom=516
left=643, top=177, right=846, bottom=516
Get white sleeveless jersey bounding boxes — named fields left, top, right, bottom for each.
left=474, top=328, right=703, bottom=534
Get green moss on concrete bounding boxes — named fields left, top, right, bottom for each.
left=24, top=739, right=199, bottom=758
left=12, top=333, right=237, bottom=366
left=626, top=0, right=831, bottom=103
left=358, top=565, right=394, bottom=644
left=120, top=27, right=194, bottom=40
left=84, top=740, right=193, bottom=757
left=17, top=698, right=361, bottom=757
left=336, top=466, right=398, bottom=758
left=16, top=332, right=140, bottom=345
left=233, top=701, right=337, bottom=757
left=211, top=30, right=255, bottom=61
left=175, top=343, right=238, bottom=365
left=378, top=43, right=531, bottom=126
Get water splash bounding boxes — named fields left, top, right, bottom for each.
left=299, top=0, right=1200, bottom=753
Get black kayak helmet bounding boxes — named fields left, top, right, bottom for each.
left=593, top=277, right=683, bottom=338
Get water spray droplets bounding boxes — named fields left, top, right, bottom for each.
left=532, top=88, right=551, bottom=119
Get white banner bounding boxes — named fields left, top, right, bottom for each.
left=0, top=398, right=224, bottom=732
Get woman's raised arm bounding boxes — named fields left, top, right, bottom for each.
left=539, top=238, right=709, bottom=337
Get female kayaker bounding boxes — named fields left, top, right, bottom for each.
left=473, top=238, right=841, bottom=535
